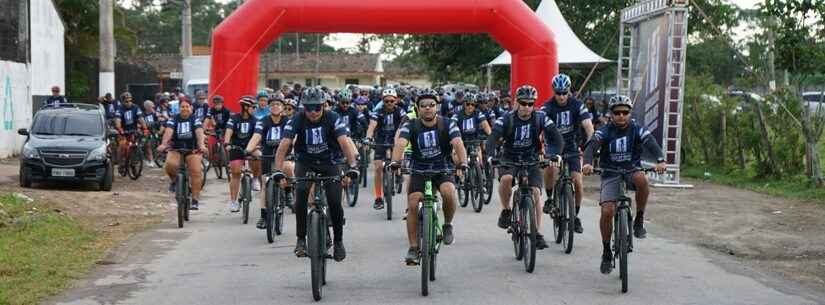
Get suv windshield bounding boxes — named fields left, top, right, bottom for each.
left=32, top=113, right=103, bottom=136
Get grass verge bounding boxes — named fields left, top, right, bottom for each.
left=682, top=166, right=825, bottom=204
left=0, top=193, right=104, bottom=305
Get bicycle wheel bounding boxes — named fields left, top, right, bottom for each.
left=309, top=211, right=325, bottom=301
left=482, top=166, right=493, bottom=205
left=183, top=181, right=190, bottom=222
left=265, top=178, right=276, bottom=243
left=420, top=208, right=430, bottom=296
left=562, top=182, right=575, bottom=254
left=128, top=148, right=143, bottom=180
left=522, top=195, right=537, bottom=273
left=512, top=199, right=523, bottom=260
left=459, top=174, right=469, bottom=208
left=154, top=149, right=166, bottom=168
left=345, top=179, right=359, bottom=207
left=383, top=169, right=393, bottom=220
left=213, top=144, right=225, bottom=179
left=275, top=187, right=285, bottom=235
left=618, top=207, right=630, bottom=293
left=176, top=173, right=186, bottom=228
left=241, top=176, right=251, bottom=224
left=552, top=186, right=564, bottom=244
left=472, top=165, right=483, bottom=213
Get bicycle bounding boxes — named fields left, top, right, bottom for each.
left=263, top=153, right=290, bottom=243
left=409, top=168, right=453, bottom=296
left=461, top=139, right=486, bottom=213
left=287, top=172, right=344, bottom=301
left=592, top=167, right=655, bottom=293
left=207, top=129, right=229, bottom=179
left=356, top=139, right=371, bottom=188
left=118, top=131, right=144, bottom=180
left=548, top=153, right=578, bottom=254
left=495, top=159, right=549, bottom=273
left=167, top=148, right=196, bottom=228
left=368, top=142, right=399, bottom=220
left=228, top=145, right=254, bottom=225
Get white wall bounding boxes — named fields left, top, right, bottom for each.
left=30, top=0, right=65, bottom=96
left=0, top=61, right=33, bottom=158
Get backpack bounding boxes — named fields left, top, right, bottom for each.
left=408, top=116, right=452, bottom=158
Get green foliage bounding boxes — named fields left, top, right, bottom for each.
left=0, top=194, right=102, bottom=305
left=682, top=166, right=825, bottom=204
left=686, top=38, right=743, bottom=85
left=761, top=0, right=825, bottom=79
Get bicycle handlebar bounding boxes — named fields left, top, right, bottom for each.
left=494, top=160, right=550, bottom=169
left=592, top=167, right=657, bottom=175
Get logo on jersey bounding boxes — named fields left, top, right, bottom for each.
left=555, top=111, right=574, bottom=134
left=609, top=136, right=632, bottom=162
left=513, top=124, right=531, bottom=147
left=177, top=121, right=192, bottom=139
left=266, top=126, right=282, bottom=146
left=418, top=130, right=441, bottom=158
left=462, top=118, right=475, bottom=132
left=305, top=126, right=329, bottom=154
left=124, top=110, right=134, bottom=125
left=383, top=114, right=395, bottom=131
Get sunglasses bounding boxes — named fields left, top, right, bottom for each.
left=517, top=100, right=535, bottom=107
left=465, top=103, right=476, bottom=107
left=304, top=104, right=323, bottom=112
left=612, top=110, right=630, bottom=116
left=555, top=91, right=568, bottom=96
left=285, top=107, right=295, bottom=111
left=419, top=102, right=437, bottom=109
left=340, top=101, right=351, bottom=105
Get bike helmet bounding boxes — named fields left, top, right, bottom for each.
left=301, top=87, right=325, bottom=105
left=354, top=96, right=369, bottom=105
left=416, top=88, right=439, bottom=104
left=515, top=85, right=538, bottom=100
left=212, top=95, right=224, bottom=103
left=256, top=90, right=269, bottom=100
left=382, top=88, right=398, bottom=99
left=552, top=74, right=572, bottom=93
left=284, top=98, right=298, bottom=108
left=608, top=95, right=633, bottom=110
left=477, top=93, right=490, bottom=103
left=337, top=88, right=353, bottom=102
left=463, top=93, right=478, bottom=103
left=239, top=95, right=256, bottom=107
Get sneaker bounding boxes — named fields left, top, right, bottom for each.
left=333, top=241, right=346, bottom=262
left=543, top=198, right=553, bottom=214
left=497, top=209, right=512, bottom=229
left=168, top=182, right=176, bottom=193
left=574, top=217, right=583, bottom=234
left=633, top=220, right=647, bottom=239
left=190, top=200, right=199, bottom=210
left=442, top=224, right=454, bottom=245
left=229, top=201, right=240, bottom=213
left=294, top=238, right=308, bottom=257
left=373, top=198, right=384, bottom=210
left=536, top=233, right=548, bottom=250
left=405, top=247, right=420, bottom=265
left=252, top=179, right=261, bottom=192
left=256, top=217, right=266, bottom=229
left=600, top=252, right=613, bottom=274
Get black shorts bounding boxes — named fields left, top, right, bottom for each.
left=408, top=173, right=454, bottom=195
left=498, top=162, right=543, bottom=188
left=373, top=146, right=392, bottom=161
left=229, top=147, right=246, bottom=162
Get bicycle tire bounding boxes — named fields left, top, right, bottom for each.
left=345, top=180, right=359, bottom=207
left=552, top=184, right=564, bottom=244
left=241, top=176, right=251, bottom=224
left=512, top=198, right=523, bottom=261
left=127, top=148, right=143, bottom=180
left=420, top=208, right=431, bottom=296
left=458, top=175, right=468, bottom=208
left=214, top=144, right=225, bottom=179
left=523, top=195, right=537, bottom=273
left=154, top=150, right=166, bottom=168
left=275, top=186, right=285, bottom=235
left=562, top=182, right=575, bottom=254
left=309, top=211, right=324, bottom=301
left=183, top=181, right=190, bottom=222
left=265, top=178, right=275, bottom=243
left=472, top=165, right=483, bottom=213
left=176, top=173, right=186, bottom=228
left=618, top=207, right=629, bottom=293
left=384, top=169, right=393, bottom=220
left=482, top=166, right=493, bottom=205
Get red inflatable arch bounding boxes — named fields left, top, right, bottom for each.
left=210, top=0, right=557, bottom=111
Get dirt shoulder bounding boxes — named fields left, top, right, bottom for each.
left=584, top=176, right=825, bottom=294
left=0, top=158, right=175, bottom=265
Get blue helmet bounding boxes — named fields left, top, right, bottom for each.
left=552, top=74, right=572, bottom=93
left=257, top=90, right=269, bottom=99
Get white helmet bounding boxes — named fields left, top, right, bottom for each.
left=608, top=95, right=633, bottom=111
left=382, top=88, right=398, bottom=98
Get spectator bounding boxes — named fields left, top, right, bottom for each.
left=44, top=86, right=68, bottom=107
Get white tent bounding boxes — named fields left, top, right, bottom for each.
left=486, top=0, right=612, bottom=66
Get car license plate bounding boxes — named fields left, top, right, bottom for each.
left=51, top=168, right=75, bottom=177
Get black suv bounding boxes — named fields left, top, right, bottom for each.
left=17, top=103, right=114, bottom=191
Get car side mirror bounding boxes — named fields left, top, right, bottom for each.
left=17, top=128, right=29, bottom=136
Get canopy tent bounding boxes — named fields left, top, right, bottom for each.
left=486, top=0, right=612, bottom=67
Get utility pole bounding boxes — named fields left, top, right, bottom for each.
left=181, top=0, right=192, bottom=57
left=766, top=18, right=777, bottom=92
left=99, top=0, right=115, bottom=97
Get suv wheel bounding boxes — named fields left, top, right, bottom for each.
left=19, top=166, right=32, bottom=188
left=99, top=162, right=114, bottom=191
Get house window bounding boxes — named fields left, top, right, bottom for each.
left=345, top=79, right=359, bottom=85
left=305, top=78, right=313, bottom=86
left=267, top=79, right=281, bottom=90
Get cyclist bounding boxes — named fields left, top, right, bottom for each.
left=192, top=90, right=210, bottom=122
left=353, top=96, right=370, bottom=139
left=246, top=97, right=293, bottom=229
left=114, top=92, right=147, bottom=169
left=540, top=74, right=595, bottom=234
left=582, top=95, right=666, bottom=274
left=283, top=98, right=297, bottom=119
left=142, top=100, right=161, bottom=168
left=254, top=90, right=270, bottom=120
left=273, top=87, right=359, bottom=261
left=332, top=89, right=364, bottom=136
left=365, top=88, right=408, bottom=210
left=205, top=95, right=231, bottom=132
left=224, top=96, right=262, bottom=212
left=451, top=93, right=492, bottom=181
left=157, top=99, right=207, bottom=210
left=485, top=85, right=564, bottom=250
left=389, top=88, right=467, bottom=264
left=478, top=93, right=497, bottom=127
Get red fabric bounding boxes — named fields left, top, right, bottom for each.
left=210, top=0, right=558, bottom=112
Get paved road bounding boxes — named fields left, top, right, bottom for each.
left=49, top=171, right=824, bottom=305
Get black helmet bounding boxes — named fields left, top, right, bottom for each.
left=239, top=95, right=255, bottom=107
left=515, top=85, right=538, bottom=100
left=212, top=95, right=224, bottom=103
left=416, top=88, right=439, bottom=104
left=301, top=87, right=325, bottom=105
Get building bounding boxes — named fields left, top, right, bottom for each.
left=0, top=0, right=65, bottom=158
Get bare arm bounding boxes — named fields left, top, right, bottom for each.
left=336, top=135, right=357, bottom=166
left=223, top=129, right=233, bottom=145
left=582, top=119, right=594, bottom=141
left=195, top=128, right=206, bottom=151
left=366, top=120, right=377, bottom=139
left=160, top=127, right=173, bottom=146
left=451, top=137, right=468, bottom=166
left=246, top=134, right=262, bottom=153
left=480, top=120, right=492, bottom=136
left=391, top=137, right=408, bottom=164
left=274, top=138, right=292, bottom=171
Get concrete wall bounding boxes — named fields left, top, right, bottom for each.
left=30, top=0, right=65, bottom=97
left=258, top=75, right=376, bottom=91
left=0, top=61, right=33, bottom=158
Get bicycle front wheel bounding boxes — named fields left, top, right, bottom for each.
left=265, top=178, right=276, bottom=243
left=471, top=165, right=483, bottom=213
left=241, top=176, right=251, bottom=224
left=176, top=173, right=186, bottom=228
left=345, top=180, right=359, bottom=207
left=420, top=208, right=431, bottom=296
left=618, top=207, right=630, bottom=293
left=128, top=149, right=143, bottom=180
left=309, top=211, right=325, bottom=301
left=522, top=195, right=537, bottom=273
left=562, top=182, right=575, bottom=254
left=383, top=169, right=393, bottom=220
